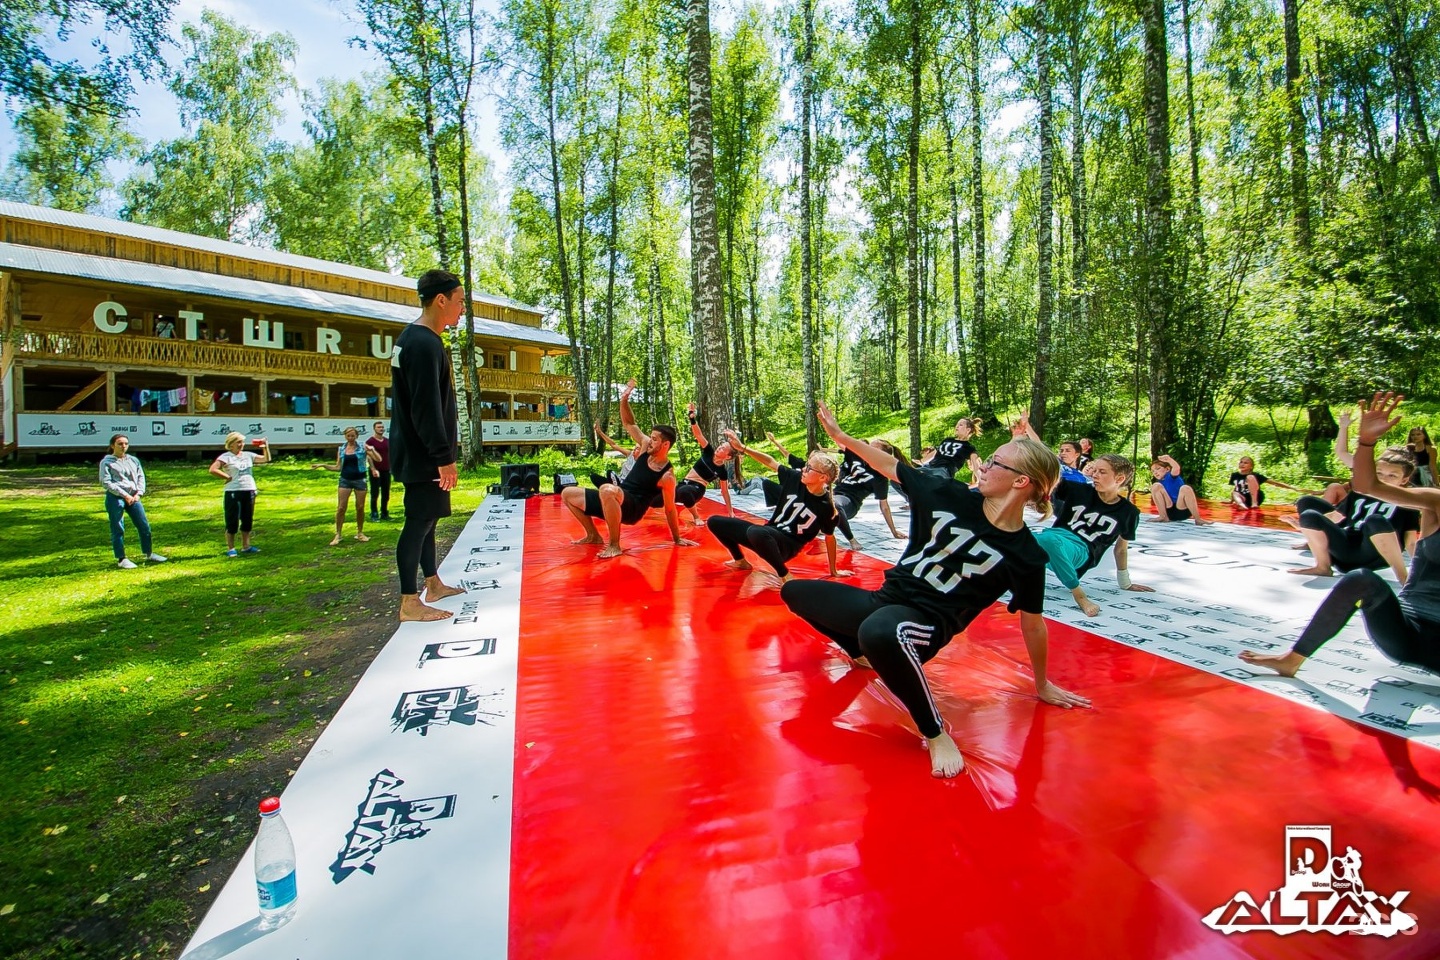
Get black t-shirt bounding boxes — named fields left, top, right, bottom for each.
left=1051, top=478, right=1141, bottom=576
left=1339, top=491, right=1421, bottom=537
left=876, top=462, right=1048, bottom=638
left=690, top=442, right=730, bottom=483
left=835, top=449, right=890, bottom=504
left=620, top=456, right=673, bottom=500
left=1229, top=471, right=1267, bottom=507
left=928, top=439, right=976, bottom=477
left=389, top=323, right=459, bottom=483
left=767, top=466, right=839, bottom=544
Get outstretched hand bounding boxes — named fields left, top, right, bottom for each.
left=1037, top=681, right=1091, bottom=709
left=620, top=378, right=636, bottom=402
left=1357, top=392, right=1403, bottom=446
left=815, top=401, right=843, bottom=443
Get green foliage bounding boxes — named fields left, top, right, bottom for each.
left=0, top=99, right=139, bottom=212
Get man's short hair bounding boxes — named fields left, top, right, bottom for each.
left=374, top=421, right=385, bottom=428
left=651, top=424, right=678, bottom=446
left=417, top=269, right=461, bottom=305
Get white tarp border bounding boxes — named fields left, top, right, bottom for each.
left=182, top=495, right=524, bottom=959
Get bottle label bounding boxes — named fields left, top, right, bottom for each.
left=257, top=870, right=297, bottom=909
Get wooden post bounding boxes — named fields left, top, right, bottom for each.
left=106, top=371, right=117, bottom=412
left=321, top=383, right=330, bottom=418
left=257, top=380, right=269, bottom=415
left=186, top=375, right=195, bottom=413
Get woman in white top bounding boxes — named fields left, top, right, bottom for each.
left=208, top=431, right=271, bottom=557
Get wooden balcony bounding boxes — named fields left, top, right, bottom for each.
left=16, top=330, right=392, bottom=384
left=476, top=369, right=575, bottom=395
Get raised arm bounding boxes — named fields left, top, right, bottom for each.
left=1353, top=393, right=1440, bottom=535
left=1334, top=409, right=1354, bottom=469
left=815, top=401, right=900, bottom=482
left=726, top=429, right=779, bottom=472
left=686, top=402, right=710, bottom=448
left=618, top=379, right=645, bottom=447
left=1159, top=454, right=1181, bottom=477
left=766, top=431, right=796, bottom=462
left=594, top=423, right=632, bottom=456
left=253, top=439, right=272, bottom=465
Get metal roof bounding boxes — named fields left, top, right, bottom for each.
left=0, top=243, right=572, bottom=350
left=0, top=200, right=542, bottom=317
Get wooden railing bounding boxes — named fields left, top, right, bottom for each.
left=15, top=330, right=578, bottom=395
left=476, top=368, right=576, bottom=394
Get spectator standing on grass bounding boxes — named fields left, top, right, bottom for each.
left=99, top=434, right=167, bottom=569
left=208, top=432, right=271, bottom=557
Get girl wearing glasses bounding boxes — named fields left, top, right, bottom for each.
left=709, top=431, right=847, bottom=588
left=1036, top=454, right=1153, bottom=618
left=781, top=402, right=1090, bottom=779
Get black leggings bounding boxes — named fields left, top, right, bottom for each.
left=223, top=490, right=256, bottom=534
left=370, top=469, right=392, bottom=516
left=654, top=479, right=706, bottom=510
left=1298, top=508, right=1394, bottom=571
left=709, top=517, right=804, bottom=575
left=396, top=517, right=439, bottom=595
left=1294, top=570, right=1440, bottom=673
left=781, top=579, right=953, bottom=738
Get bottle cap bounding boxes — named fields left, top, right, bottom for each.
left=259, top=796, right=281, bottom=815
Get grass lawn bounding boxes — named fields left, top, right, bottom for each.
left=0, top=456, right=518, bottom=959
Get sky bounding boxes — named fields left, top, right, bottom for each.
left=0, top=0, right=510, bottom=200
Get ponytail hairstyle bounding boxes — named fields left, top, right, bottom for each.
left=1380, top=446, right=1418, bottom=484
left=869, top=438, right=899, bottom=458
left=957, top=417, right=983, bottom=439
left=1095, top=453, right=1136, bottom=493
left=1008, top=438, right=1062, bottom=519
left=807, top=450, right=842, bottom=519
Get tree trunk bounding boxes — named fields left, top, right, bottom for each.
left=800, top=0, right=818, bottom=450
left=1030, top=0, right=1054, bottom=440
left=967, top=0, right=994, bottom=424
left=1383, top=0, right=1440, bottom=206
left=906, top=0, right=924, bottom=457
left=1283, top=0, right=1312, bottom=252
left=686, top=0, right=733, bottom=438
left=1140, top=0, right=1176, bottom=457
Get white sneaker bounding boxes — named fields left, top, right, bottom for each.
left=147, top=553, right=168, bottom=563
left=117, top=558, right=138, bottom=569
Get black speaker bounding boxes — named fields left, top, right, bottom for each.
left=553, top=472, right=577, bottom=494
left=500, top=462, right=540, bottom=499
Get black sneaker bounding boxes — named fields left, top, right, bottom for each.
left=370, top=511, right=379, bottom=521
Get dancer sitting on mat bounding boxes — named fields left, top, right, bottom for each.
left=770, top=429, right=904, bottom=549
left=916, top=416, right=982, bottom=483
left=1015, top=416, right=1089, bottom=484
left=671, top=401, right=735, bottom=526
left=1242, top=393, right=1440, bottom=679
left=1285, top=446, right=1420, bottom=584
left=781, top=401, right=1090, bottom=779
left=561, top=381, right=695, bottom=559
left=1036, top=454, right=1153, bottom=617
left=711, top=430, right=847, bottom=588
left=1229, top=456, right=1312, bottom=510
left=1147, top=454, right=1213, bottom=525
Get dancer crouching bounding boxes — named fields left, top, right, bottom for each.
left=709, top=430, right=848, bottom=589
left=781, top=401, right=1090, bottom=779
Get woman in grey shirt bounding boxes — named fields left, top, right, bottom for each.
left=99, top=435, right=167, bottom=569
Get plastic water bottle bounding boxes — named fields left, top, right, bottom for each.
left=254, top=797, right=297, bottom=928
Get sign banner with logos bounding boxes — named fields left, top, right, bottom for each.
left=16, top=413, right=583, bottom=449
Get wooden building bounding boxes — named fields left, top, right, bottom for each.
left=0, top=201, right=578, bottom=454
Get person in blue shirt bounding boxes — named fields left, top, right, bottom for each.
left=1147, top=455, right=1212, bottom=525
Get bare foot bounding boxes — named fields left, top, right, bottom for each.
left=1078, top=599, right=1101, bottom=617
left=1290, top=542, right=1310, bottom=550
left=399, top=596, right=455, bottom=622
left=424, top=578, right=466, bottom=601
left=1279, top=515, right=1301, bottom=529
left=927, top=732, right=966, bottom=778
left=723, top=558, right=753, bottom=571
left=597, top=543, right=623, bottom=559
left=738, top=570, right=783, bottom=598
left=572, top=535, right=604, bottom=545
left=355, top=533, right=370, bottom=542
left=1239, top=649, right=1305, bottom=677
left=329, top=535, right=342, bottom=546
left=1194, top=517, right=1214, bottom=526
left=1288, top=565, right=1333, bottom=577
left=846, top=540, right=861, bottom=552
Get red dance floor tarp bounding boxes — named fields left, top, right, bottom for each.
left=509, top=494, right=1440, bottom=959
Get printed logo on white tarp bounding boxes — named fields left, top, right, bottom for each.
left=1202, top=826, right=1417, bottom=937
left=390, top=686, right=507, bottom=736
left=329, top=770, right=457, bottom=883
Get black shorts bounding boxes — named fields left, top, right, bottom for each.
left=1165, top=505, right=1191, bottom=522
left=583, top=487, right=650, bottom=525
left=402, top=479, right=452, bottom=521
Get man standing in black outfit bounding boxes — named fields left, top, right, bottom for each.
left=391, top=269, right=468, bottom=621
